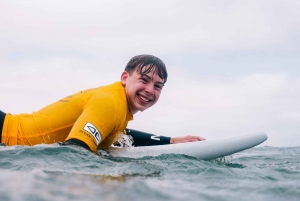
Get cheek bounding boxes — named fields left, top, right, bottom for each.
left=134, top=83, right=145, bottom=92
left=154, top=91, right=161, bottom=101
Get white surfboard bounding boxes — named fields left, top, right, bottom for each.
left=101, top=132, right=268, bottom=160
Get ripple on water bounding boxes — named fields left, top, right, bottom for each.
left=0, top=145, right=300, bottom=201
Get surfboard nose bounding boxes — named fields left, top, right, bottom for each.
left=255, top=132, right=268, bottom=142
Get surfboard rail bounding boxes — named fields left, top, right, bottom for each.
left=101, top=132, right=268, bottom=160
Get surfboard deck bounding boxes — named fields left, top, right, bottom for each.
left=100, top=132, right=268, bottom=160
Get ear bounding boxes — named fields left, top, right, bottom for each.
left=120, top=71, right=129, bottom=86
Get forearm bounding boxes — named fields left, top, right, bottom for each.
left=125, top=128, right=170, bottom=146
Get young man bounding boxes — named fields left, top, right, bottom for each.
left=0, top=55, right=204, bottom=152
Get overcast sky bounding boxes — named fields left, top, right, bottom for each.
left=1, top=0, right=299, bottom=147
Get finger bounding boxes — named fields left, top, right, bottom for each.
left=186, top=137, right=203, bottom=142
left=187, top=136, right=206, bottom=141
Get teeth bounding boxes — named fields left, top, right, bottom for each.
left=140, top=96, right=150, bottom=102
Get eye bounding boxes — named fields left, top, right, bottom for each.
left=141, top=78, right=148, bottom=83
left=155, top=85, right=163, bottom=90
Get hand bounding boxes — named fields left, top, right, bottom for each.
left=170, top=135, right=206, bottom=144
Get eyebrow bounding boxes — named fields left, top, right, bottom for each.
left=142, top=74, right=165, bottom=86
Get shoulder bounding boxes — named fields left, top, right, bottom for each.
left=85, top=82, right=127, bottom=113
left=87, top=82, right=124, bottom=103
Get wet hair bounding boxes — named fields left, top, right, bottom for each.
left=124, top=55, right=168, bottom=83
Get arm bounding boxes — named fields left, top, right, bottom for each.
left=64, top=98, right=119, bottom=152
left=126, top=128, right=170, bottom=146
left=64, top=128, right=206, bottom=149
left=170, top=135, right=206, bottom=144
left=64, top=138, right=91, bottom=151
left=126, top=128, right=206, bottom=147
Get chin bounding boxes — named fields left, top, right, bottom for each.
left=136, top=106, right=149, bottom=112
left=138, top=108, right=146, bottom=112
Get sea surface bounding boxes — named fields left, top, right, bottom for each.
left=0, top=144, right=299, bottom=201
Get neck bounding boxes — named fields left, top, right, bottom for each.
left=125, top=94, right=135, bottom=115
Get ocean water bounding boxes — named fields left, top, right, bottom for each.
left=0, top=144, right=299, bottom=201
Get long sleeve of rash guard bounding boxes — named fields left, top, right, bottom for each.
left=125, top=128, right=171, bottom=146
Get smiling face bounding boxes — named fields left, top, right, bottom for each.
left=121, top=67, right=165, bottom=115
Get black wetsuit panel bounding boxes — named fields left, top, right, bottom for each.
left=126, top=128, right=171, bottom=146
left=0, top=110, right=6, bottom=143
left=64, top=138, right=91, bottom=151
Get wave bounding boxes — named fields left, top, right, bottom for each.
left=1, top=145, right=300, bottom=201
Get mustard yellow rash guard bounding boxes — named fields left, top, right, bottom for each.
left=1, top=82, right=133, bottom=152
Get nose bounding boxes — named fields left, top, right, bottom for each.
left=145, top=83, right=154, bottom=95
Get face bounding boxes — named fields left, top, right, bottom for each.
left=121, top=67, right=165, bottom=115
